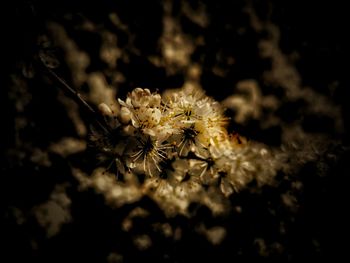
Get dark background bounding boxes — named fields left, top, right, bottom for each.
left=1, top=0, right=349, bottom=262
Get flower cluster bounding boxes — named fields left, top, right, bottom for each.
left=92, top=87, right=278, bottom=208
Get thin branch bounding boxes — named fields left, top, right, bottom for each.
left=44, top=67, right=112, bottom=135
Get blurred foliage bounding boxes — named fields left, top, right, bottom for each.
left=1, top=0, right=349, bottom=262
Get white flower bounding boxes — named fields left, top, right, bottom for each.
left=167, top=159, right=202, bottom=199
left=125, top=134, right=169, bottom=177
left=126, top=88, right=161, bottom=108
left=118, top=88, right=162, bottom=133
left=163, top=88, right=205, bottom=125
left=90, top=86, right=282, bottom=214
left=168, top=123, right=209, bottom=158
left=188, top=158, right=219, bottom=185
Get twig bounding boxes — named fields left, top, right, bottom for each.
left=44, top=67, right=112, bottom=135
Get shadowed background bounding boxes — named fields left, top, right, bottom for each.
left=1, top=0, right=349, bottom=262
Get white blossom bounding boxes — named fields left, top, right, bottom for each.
left=90, top=87, right=281, bottom=215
